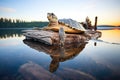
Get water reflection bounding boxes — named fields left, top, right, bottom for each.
left=1, top=29, right=120, bottom=80
left=23, top=39, right=87, bottom=73
left=0, top=29, right=23, bottom=39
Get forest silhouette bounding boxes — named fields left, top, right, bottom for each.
left=0, top=18, right=48, bottom=28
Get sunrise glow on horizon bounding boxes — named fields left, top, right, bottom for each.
left=0, top=0, right=120, bottom=26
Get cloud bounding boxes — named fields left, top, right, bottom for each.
left=0, top=6, right=16, bottom=13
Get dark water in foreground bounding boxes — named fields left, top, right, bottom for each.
left=0, top=27, right=120, bottom=80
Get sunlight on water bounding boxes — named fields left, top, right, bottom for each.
left=99, top=30, right=120, bottom=43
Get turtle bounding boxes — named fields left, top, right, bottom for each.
left=43, top=13, right=86, bottom=34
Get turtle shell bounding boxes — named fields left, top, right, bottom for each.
left=58, top=19, right=86, bottom=31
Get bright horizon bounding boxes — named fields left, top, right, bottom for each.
left=0, top=0, right=120, bottom=26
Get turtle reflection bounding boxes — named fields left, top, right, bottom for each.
left=23, top=39, right=87, bottom=73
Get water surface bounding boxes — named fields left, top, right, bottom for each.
left=0, top=28, right=120, bottom=80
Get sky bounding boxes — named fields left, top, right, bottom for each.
left=0, top=0, right=120, bottom=26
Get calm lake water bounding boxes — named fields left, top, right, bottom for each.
left=0, top=27, right=120, bottom=80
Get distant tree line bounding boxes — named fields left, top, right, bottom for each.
left=0, top=18, right=48, bottom=28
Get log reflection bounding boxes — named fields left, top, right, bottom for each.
left=23, top=39, right=87, bottom=73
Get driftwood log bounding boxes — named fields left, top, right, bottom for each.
left=23, top=30, right=101, bottom=73
left=22, top=30, right=101, bottom=45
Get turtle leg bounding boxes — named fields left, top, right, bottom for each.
left=59, top=27, right=66, bottom=47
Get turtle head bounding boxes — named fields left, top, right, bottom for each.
left=47, top=13, right=58, bottom=22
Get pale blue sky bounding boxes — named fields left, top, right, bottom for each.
left=0, top=0, right=120, bottom=25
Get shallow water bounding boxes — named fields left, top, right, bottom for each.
left=0, top=28, right=120, bottom=80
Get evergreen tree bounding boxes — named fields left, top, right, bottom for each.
left=0, top=18, right=4, bottom=23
